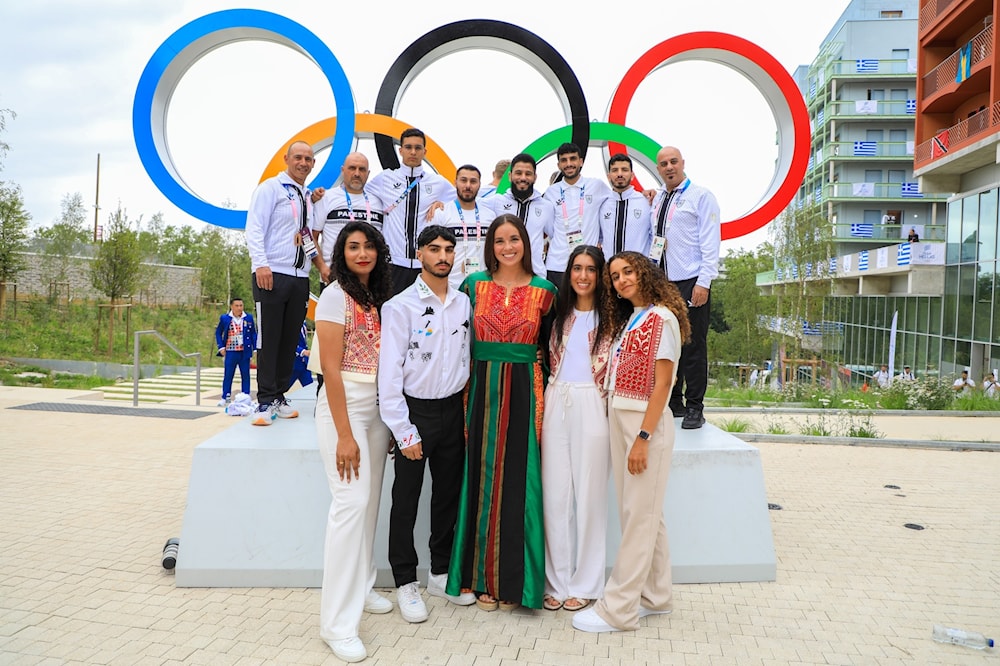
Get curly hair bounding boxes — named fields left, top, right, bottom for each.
left=330, top=221, right=392, bottom=310
left=604, top=251, right=691, bottom=344
left=553, top=245, right=614, bottom=354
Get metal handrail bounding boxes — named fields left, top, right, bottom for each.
left=133, top=330, right=202, bottom=406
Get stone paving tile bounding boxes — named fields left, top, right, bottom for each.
left=2, top=388, right=999, bottom=665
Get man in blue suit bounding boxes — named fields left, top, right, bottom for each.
left=215, top=297, right=257, bottom=406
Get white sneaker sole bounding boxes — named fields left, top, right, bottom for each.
left=427, top=585, right=476, bottom=606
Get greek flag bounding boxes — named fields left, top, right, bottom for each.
left=802, top=321, right=821, bottom=336
left=808, top=154, right=815, bottom=170
left=776, top=267, right=783, bottom=280
left=906, top=99, right=916, bottom=114
left=854, top=141, right=877, bottom=156
left=817, top=109, right=825, bottom=125
left=856, top=59, right=879, bottom=73
left=791, top=264, right=799, bottom=279
left=851, top=223, right=874, bottom=238
left=897, top=243, right=911, bottom=266
left=858, top=250, right=869, bottom=270
left=815, top=187, right=822, bottom=203
left=809, top=81, right=817, bottom=98
left=901, top=182, right=922, bottom=198
left=805, top=262, right=813, bottom=277
left=829, top=257, right=837, bottom=272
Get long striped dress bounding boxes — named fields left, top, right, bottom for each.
left=446, top=272, right=556, bottom=608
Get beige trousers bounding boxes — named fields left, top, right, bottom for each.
left=593, top=404, right=674, bottom=630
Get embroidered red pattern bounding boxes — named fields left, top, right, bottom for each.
left=342, top=292, right=380, bottom=376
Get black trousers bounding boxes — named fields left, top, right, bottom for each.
left=252, top=272, right=309, bottom=405
left=670, top=276, right=710, bottom=411
left=390, top=265, right=420, bottom=296
left=389, top=392, right=466, bottom=586
left=546, top=270, right=564, bottom=288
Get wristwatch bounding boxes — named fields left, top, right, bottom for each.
left=637, top=429, right=651, bottom=441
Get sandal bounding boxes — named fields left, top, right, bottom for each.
left=563, top=597, right=590, bottom=611
left=475, top=593, right=498, bottom=611
left=498, top=600, right=520, bottom=611
left=543, top=595, right=564, bottom=611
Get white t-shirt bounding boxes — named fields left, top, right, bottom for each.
left=556, top=309, right=596, bottom=383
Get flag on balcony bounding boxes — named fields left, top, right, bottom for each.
left=776, top=267, right=783, bottom=280
left=852, top=183, right=875, bottom=196
left=805, top=262, right=813, bottom=277
left=815, top=187, right=822, bottom=204
left=853, top=141, right=877, bottom=156
left=791, top=264, right=799, bottom=279
left=931, top=130, right=949, bottom=158
left=829, top=257, right=838, bottom=272
left=802, top=321, right=821, bottom=336
left=808, top=154, right=815, bottom=170
left=905, top=99, right=916, bottom=114
left=956, top=41, right=973, bottom=83
left=851, top=223, right=874, bottom=238
left=897, top=242, right=911, bottom=266
left=858, top=250, right=869, bottom=270
left=809, top=81, right=817, bottom=99
left=856, top=100, right=878, bottom=114
left=817, top=109, right=825, bottom=125
left=901, top=182, right=922, bottom=198
left=856, top=59, right=878, bottom=73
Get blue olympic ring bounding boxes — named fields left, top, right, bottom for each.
left=132, top=9, right=355, bottom=230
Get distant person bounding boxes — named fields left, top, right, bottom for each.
left=288, top=322, right=313, bottom=391
left=983, top=372, right=998, bottom=398
left=366, top=128, right=456, bottom=294
left=215, top=297, right=256, bottom=406
left=907, top=227, right=919, bottom=243
left=647, top=146, right=720, bottom=429
left=898, top=365, right=915, bottom=381
left=952, top=369, right=975, bottom=393
left=873, top=364, right=890, bottom=388
left=749, top=367, right=759, bottom=388
left=477, top=158, right=510, bottom=199
left=245, top=141, right=328, bottom=425
left=597, top=153, right=652, bottom=260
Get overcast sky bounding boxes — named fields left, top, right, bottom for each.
left=1, top=0, right=852, bottom=254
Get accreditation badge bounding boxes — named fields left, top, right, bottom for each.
left=649, top=236, right=666, bottom=263
left=567, top=229, right=584, bottom=248
left=464, top=256, right=481, bottom=274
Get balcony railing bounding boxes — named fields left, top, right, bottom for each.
left=825, top=182, right=947, bottom=200
left=914, top=100, right=1000, bottom=163
left=823, top=99, right=916, bottom=122
left=918, top=0, right=961, bottom=32
left=824, top=141, right=914, bottom=159
left=827, top=58, right=915, bottom=77
left=922, top=24, right=993, bottom=98
left=831, top=224, right=946, bottom=242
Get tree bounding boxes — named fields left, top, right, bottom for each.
left=197, top=226, right=249, bottom=304
left=157, top=224, right=199, bottom=266
left=36, top=192, right=91, bottom=287
left=709, top=246, right=774, bottom=367
left=90, top=204, right=143, bottom=303
left=0, top=182, right=31, bottom=313
left=137, top=211, right=165, bottom=260
left=0, top=107, right=14, bottom=171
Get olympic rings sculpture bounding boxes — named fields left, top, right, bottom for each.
left=133, top=9, right=809, bottom=240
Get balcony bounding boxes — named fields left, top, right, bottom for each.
left=830, top=223, right=946, bottom=242
left=921, top=23, right=993, bottom=99
left=919, top=0, right=961, bottom=33
left=826, top=58, right=916, bottom=79
left=824, top=99, right=917, bottom=121
left=914, top=100, right=1000, bottom=171
left=823, top=141, right=915, bottom=160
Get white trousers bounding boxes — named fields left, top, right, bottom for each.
left=316, top=380, right=390, bottom=641
left=541, top=380, right=610, bottom=601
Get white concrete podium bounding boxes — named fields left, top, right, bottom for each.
left=175, top=389, right=775, bottom=587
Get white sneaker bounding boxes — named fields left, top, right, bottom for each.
left=396, top=581, right=428, bottom=623
left=427, top=572, right=475, bottom=606
left=250, top=402, right=274, bottom=426
left=364, top=590, right=393, bottom=614
left=572, top=607, right=623, bottom=633
left=325, top=636, right=366, bottom=662
left=216, top=397, right=228, bottom=407
left=274, top=398, right=298, bottom=419
left=638, top=606, right=673, bottom=618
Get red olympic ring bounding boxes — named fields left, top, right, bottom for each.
left=607, top=32, right=810, bottom=240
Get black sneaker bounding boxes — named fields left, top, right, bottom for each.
left=669, top=402, right=686, bottom=418
left=681, top=407, right=705, bottom=430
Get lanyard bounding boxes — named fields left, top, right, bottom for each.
left=344, top=187, right=371, bottom=223
left=653, top=178, right=690, bottom=235
left=455, top=200, right=481, bottom=245
left=626, top=305, right=651, bottom=332
left=385, top=173, right=423, bottom=213
left=282, top=183, right=309, bottom=229
left=558, top=184, right=586, bottom=226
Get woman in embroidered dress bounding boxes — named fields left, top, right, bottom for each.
left=541, top=245, right=613, bottom=613
left=572, top=251, right=691, bottom=634
left=315, top=221, right=393, bottom=663
left=446, top=213, right=557, bottom=611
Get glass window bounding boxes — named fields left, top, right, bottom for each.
left=962, top=194, right=980, bottom=262
left=957, top=264, right=975, bottom=339
left=979, top=188, right=998, bottom=262
left=865, top=169, right=882, bottom=183
left=929, top=297, right=942, bottom=335
left=956, top=341, right=971, bottom=369
left=904, top=297, right=917, bottom=331
left=866, top=129, right=885, bottom=141
left=994, top=269, right=1000, bottom=344
left=927, top=336, right=941, bottom=377
left=890, top=88, right=908, bottom=100
left=942, top=339, right=957, bottom=379
left=888, top=170, right=906, bottom=183
left=943, top=266, right=958, bottom=337
left=974, top=261, right=994, bottom=341
left=947, top=200, right=962, bottom=263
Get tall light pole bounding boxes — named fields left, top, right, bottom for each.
left=93, top=153, right=101, bottom=242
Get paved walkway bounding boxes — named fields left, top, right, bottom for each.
left=1, top=385, right=998, bottom=665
